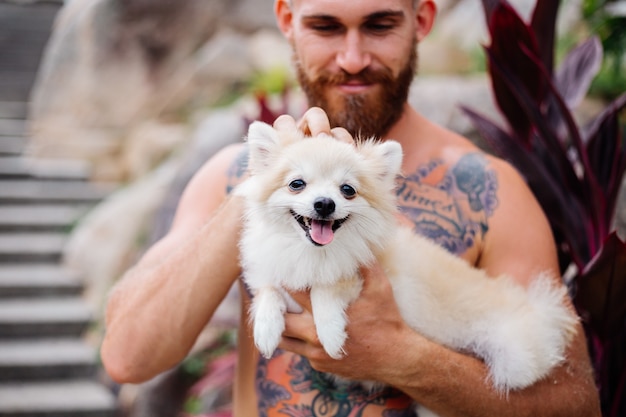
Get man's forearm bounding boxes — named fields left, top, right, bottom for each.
left=391, top=326, right=600, bottom=417
left=101, top=196, right=244, bottom=383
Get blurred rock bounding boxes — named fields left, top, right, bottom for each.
left=26, top=0, right=278, bottom=181
left=62, top=105, right=246, bottom=313
left=62, top=157, right=180, bottom=311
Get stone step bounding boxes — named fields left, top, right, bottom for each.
left=0, top=338, right=97, bottom=381
left=0, top=118, right=27, bottom=136
left=0, top=232, right=66, bottom=263
left=0, top=297, right=92, bottom=339
left=0, top=380, right=116, bottom=417
left=0, top=265, right=83, bottom=298
left=0, top=102, right=28, bottom=119
left=0, top=136, right=25, bottom=156
left=0, top=180, right=115, bottom=205
left=0, top=204, right=89, bottom=232
left=0, top=74, right=37, bottom=104
left=0, top=156, right=92, bottom=180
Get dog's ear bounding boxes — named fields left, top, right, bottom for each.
left=246, top=121, right=281, bottom=174
left=371, top=140, right=403, bottom=181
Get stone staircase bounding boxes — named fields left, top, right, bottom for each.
left=0, top=3, right=119, bottom=416
left=0, top=106, right=119, bottom=417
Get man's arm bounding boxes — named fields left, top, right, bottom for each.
left=282, top=265, right=598, bottom=416
left=280, top=157, right=600, bottom=416
left=101, top=144, right=245, bottom=383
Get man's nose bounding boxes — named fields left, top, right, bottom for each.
left=336, top=31, right=371, bottom=74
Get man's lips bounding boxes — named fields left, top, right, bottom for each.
left=336, top=82, right=373, bottom=94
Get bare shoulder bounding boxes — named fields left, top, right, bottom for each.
left=131, top=143, right=248, bottom=270
left=170, top=142, right=249, bottom=232
left=399, top=121, right=558, bottom=284
left=478, top=153, right=559, bottom=283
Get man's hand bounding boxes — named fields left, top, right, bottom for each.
left=273, top=107, right=354, bottom=144
left=278, top=260, right=426, bottom=384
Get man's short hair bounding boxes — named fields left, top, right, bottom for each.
left=287, top=0, right=420, bottom=9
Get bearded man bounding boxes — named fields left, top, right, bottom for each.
left=102, top=1, right=601, bottom=415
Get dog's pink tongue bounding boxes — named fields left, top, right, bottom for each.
left=310, top=220, right=334, bottom=245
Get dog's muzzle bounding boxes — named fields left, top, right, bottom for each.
left=290, top=209, right=348, bottom=246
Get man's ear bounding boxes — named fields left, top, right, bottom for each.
left=275, top=0, right=294, bottom=41
left=415, top=0, right=437, bottom=42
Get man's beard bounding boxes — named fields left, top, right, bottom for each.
left=295, top=42, right=417, bottom=140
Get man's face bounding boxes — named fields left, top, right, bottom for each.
left=286, top=0, right=419, bottom=139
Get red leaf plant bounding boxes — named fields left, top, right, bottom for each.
left=461, top=1, right=626, bottom=415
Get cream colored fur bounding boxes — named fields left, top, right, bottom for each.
left=236, top=121, right=578, bottom=401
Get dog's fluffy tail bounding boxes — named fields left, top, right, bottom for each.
left=484, top=272, right=579, bottom=392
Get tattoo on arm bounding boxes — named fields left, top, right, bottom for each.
left=396, top=153, right=499, bottom=255
left=225, top=148, right=249, bottom=194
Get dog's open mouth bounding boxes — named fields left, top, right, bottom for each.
left=290, top=210, right=348, bottom=246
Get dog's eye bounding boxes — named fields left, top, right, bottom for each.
left=340, top=184, right=357, bottom=199
left=289, top=179, right=306, bottom=191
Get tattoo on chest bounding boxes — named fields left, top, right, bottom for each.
left=397, top=153, right=498, bottom=255
left=256, top=352, right=416, bottom=416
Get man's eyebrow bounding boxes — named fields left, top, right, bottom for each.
left=301, top=10, right=406, bottom=23
left=301, top=13, right=339, bottom=22
left=365, top=10, right=406, bottom=21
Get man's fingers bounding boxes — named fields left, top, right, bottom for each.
left=289, top=290, right=312, bottom=312
left=278, top=336, right=308, bottom=355
left=277, top=108, right=355, bottom=146
left=282, top=311, right=317, bottom=340
left=331, top=127, right=355, bottom=144
left=297, top=107, right=331, bottom=136
left=273, top=114, right=297, bottom=132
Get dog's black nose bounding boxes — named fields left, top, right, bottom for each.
left=314, top=197, right=335, bottom=217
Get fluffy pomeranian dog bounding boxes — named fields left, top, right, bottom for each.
left=236, top=121, right=578, bottom=396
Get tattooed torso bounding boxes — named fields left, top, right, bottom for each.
left=396, top=153, right=498, bottom=259
left=228, top=146, right=499, bottom=416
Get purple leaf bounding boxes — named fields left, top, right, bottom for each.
left=484, top=48, right=588, bottom=204
left=530, top=0, right=560, bottom=75
left=546, top=37, right=603, bottom=136
left=527, top=49, right=612, bottom=251
left=498, top=43, right=609, bottom=255
left=486, top=2, right=545, bottom=143
left=555, top=37, right=603, bottom=110
left=584, top=93, right=626, bottom=231
left=574, top=232, right=626, bottom=341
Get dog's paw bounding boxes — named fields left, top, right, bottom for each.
left=253, top=314, right=284, bottom=359
left=310, top=285, right=357, bottom=360
left=316, top=323, right=348, bottom=359
left=250, top=288, right=287, bottom=359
